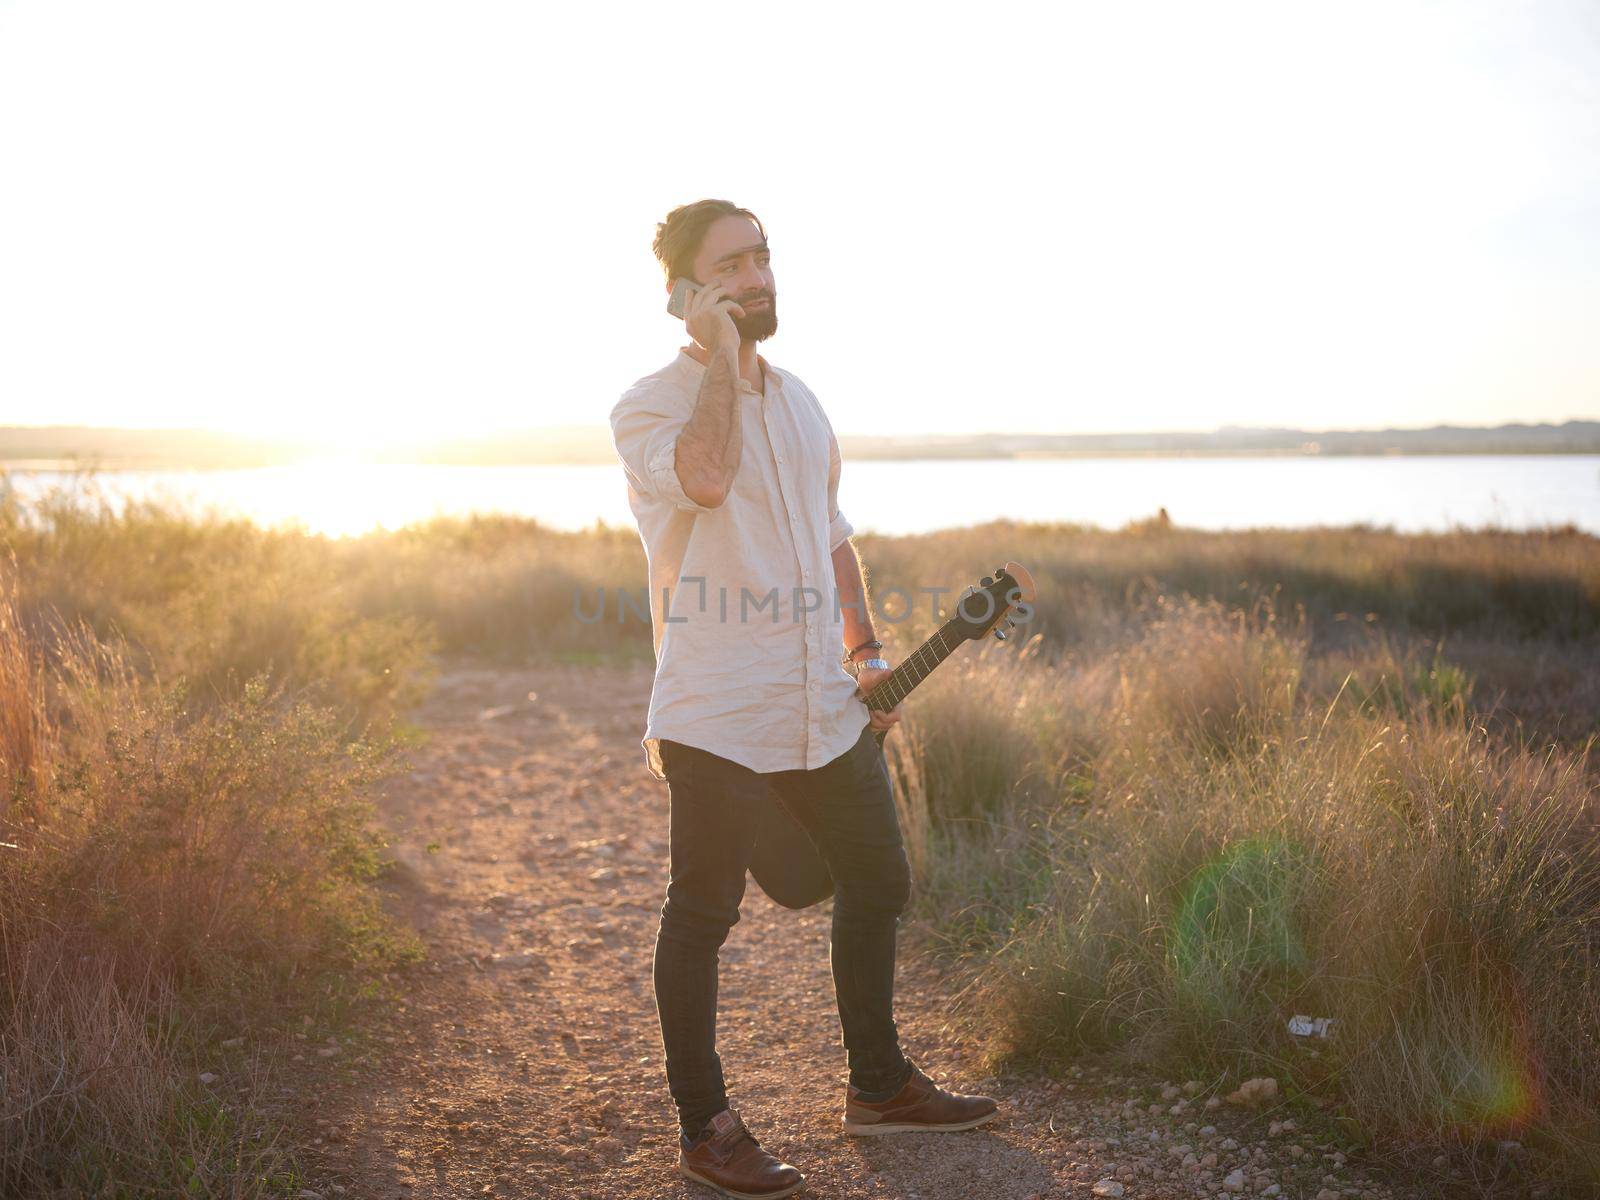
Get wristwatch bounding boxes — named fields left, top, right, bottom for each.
left=849, top=657, right=891, bottom=676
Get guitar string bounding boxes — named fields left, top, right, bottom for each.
left=869, top=579, right=1017, bottom=709
left=876, top=627, right=952, bottom=709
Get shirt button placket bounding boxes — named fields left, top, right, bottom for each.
left=768, top=394, right=814, bottom=766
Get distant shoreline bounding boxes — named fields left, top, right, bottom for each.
left=6, top=448, right=1600, bottom=472
left=3, top=418, right=1597, bottom=471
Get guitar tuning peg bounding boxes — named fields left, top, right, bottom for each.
left=994, top=628, right=1008, bottom=641
left=1006, top=617, right=1017, bottom=628
left=981, top=576, right=994, bottom=588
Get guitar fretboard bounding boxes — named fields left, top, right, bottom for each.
left=864, top=626, right=958, bottom=711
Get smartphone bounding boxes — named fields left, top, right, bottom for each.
left=666, top=276, right=700, bottom=320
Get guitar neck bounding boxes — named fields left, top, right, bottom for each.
left=864, top=625, right=960, bottom=711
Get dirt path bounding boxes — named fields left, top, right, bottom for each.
left=285, top=661, right=1434, bottom=1200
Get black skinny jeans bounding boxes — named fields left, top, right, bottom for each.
left=652, top=722, right=913, bottom=1135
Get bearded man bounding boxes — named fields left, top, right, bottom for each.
left=607, top=199, right=999, bottom=1198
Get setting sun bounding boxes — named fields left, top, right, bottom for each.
left=1, top=0, right=1594, bottom=444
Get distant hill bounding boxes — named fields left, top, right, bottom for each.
left=839, top=420, right=1600, bottom=459
left=2, top=419, right=1597, bottom=470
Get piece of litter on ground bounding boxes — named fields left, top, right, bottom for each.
left=1287, top=1014, right=1336, bottom=1039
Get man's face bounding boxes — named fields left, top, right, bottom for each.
left=688, top=214, right=778, bottom=342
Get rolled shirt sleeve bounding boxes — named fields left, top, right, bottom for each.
left=610, top=387, right=720, bottom=515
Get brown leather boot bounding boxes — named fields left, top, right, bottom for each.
left=843, top=1058, right=1000, bottom=1135
left=677, top=1106, right=806, bottom=1198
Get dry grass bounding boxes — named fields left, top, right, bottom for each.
left=0, top=575, right=55, bottom=809
left=0, top=933, right=303, bottom=1195
left=887, top=599, right=1600, bottom=1193
left=4, top=475, right=1598, bottom=1193
left=0, top=562, right=421, bottom=1194
left=0, top=479, right=440, bottom=737
left=857, top=518, right=1600, bottom=647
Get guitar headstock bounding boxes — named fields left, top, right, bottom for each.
left=947, top=560, right=1036, bottom=643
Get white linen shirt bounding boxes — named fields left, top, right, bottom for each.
left=609, top=348, right=870, bottom=781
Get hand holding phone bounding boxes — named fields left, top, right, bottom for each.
left=672, top=278, right=745, bottom=353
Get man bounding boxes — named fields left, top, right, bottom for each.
left=608, top=199, right=998, bottom=1199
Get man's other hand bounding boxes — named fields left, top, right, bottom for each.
left=853, top=665, right=903, bottom=734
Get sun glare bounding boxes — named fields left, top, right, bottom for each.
left=0, top=1, right=1593, bottom=442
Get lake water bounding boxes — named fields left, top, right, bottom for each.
left=3, top=455, right=1597, bottom=539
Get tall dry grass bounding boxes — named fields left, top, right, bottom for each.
left=5, top=475, right=1598, bottom=1191
left=0, top=478, right=441, bottom=736
left=9, top=473, right=1595, bottom=694
left=858, top=519, right=1600, bottom=647
left=886, top=598, right=1600, bottom=1192
left=0, top=472, right=650, bottom=676
left=0, top=570, right=421, bottom=1194
left=0, top=578, right=55, bottom=811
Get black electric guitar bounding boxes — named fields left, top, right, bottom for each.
left=748, top=561, right=1037, bottom=910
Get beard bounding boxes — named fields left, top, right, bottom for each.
left=733, top=293, right=778, bottom=342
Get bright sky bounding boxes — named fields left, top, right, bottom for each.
left=1, top=0, right=1595, bottom=443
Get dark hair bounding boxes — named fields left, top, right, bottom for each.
left=652, top=199, right=766, bottom=284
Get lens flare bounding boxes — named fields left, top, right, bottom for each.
left=1432, top=973, right=1544, bottom=1137
left=1171, top=838, right=1310, bottom=1017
